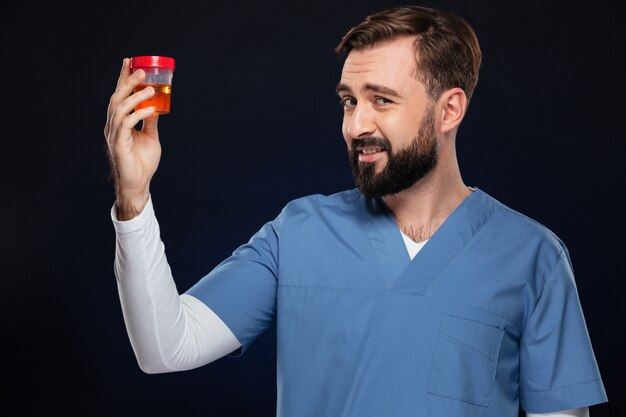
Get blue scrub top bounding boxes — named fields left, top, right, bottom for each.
left=187, top=188, right=607, bottom=417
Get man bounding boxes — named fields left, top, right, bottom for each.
left=105, top=5, right=607, bottom=417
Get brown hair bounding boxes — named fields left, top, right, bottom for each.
left=335, top=5, right=482, bottom=102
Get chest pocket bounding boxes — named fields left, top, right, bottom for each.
left=427, top=315, right=504, bottom=407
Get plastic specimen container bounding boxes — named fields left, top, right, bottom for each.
left=130, top=56, right=176, bottom=115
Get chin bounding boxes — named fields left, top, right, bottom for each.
left=366, top=159, right=388, bottom=174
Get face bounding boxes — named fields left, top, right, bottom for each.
left=337, top=36, right=438, bottom=198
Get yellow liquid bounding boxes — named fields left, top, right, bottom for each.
left=133, top=83, right=172, bottom=115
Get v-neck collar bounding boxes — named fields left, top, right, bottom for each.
left=359, top=188, right=497, bottom=292
left=361, top=196, right=410, bottom=289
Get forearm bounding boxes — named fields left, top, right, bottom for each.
left=112, top=196, right=241, bottom=373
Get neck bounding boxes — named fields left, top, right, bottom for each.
left=382, top=149, right=472, bottom=242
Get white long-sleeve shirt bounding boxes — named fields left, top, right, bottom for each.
left=111, top=196, right=588, bottom=417
left=112, top=197, right=240, bottom=373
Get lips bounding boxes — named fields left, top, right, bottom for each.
left=351, top=137, right=391, bottom=164
left=356, top=146, right=386, bottom=163
left=359, top=146, right=382, bottom=154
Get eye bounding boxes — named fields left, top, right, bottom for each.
left=375, top=96, right=394, bottom=106
left=339, top=97, right=357, bottom=109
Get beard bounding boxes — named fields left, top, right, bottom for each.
left=349, top=107, right=438, bottom=199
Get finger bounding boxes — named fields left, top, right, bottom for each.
left=110, top=67, right=147, bottom=111
left=111, top=86, right=156, bottom=133
left=109, top=59, right=135, bottom=110
left=142, top=113, right=159, bottom=135
left=105, top=58, right=131, bottom=137
left=115, top=58, right=131, bottom=89
left=114, top=106, right=156, bottom=147
left=107, top=61, right=146, bottom=137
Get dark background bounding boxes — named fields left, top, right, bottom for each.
left=2, top=0, right=624, bottom=415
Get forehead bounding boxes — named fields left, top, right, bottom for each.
left=340, top=36, right=419, bottom=92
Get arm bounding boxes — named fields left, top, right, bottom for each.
left=112, top=196, right=241, bottom=373
left=105, top=59, right=240, bottom=372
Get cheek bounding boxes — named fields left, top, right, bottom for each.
left=382, top=113, right=420, bottom=142
left=341, top=116, right=351, bottom=144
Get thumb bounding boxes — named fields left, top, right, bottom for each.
left=142, top=113, right=159, bottom=135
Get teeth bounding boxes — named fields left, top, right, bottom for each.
left=362, top=149, right=381, bottom=155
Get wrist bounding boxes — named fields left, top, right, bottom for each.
left=115, top=190, right=150, bottom=221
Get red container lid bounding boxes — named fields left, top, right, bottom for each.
left=130, top=56, right=176, bottom=70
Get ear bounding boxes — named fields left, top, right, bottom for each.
left=438, top=88, right=467, bottom=134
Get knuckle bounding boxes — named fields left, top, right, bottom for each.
left=122, top=75, right=133, bottom=88
left=111, top=105, right=125, bottom=124
left=121, top=115, right=136, bottom=129
left=128, top=70, right=141, bottom=84
left=108, top=93, right=122, bottom=114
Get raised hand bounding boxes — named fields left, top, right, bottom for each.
left=104, top=58, right=162, bottom=220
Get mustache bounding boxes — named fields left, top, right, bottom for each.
left=350, top=136, right=392, bottom=151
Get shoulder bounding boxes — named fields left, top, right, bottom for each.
left=479, top=188, right=566, bottom=249
left=267, top=189, right=364, bottom=237
left=280, top=188, right=362, bottom=217
left=476, top=188, right=571, bottom=279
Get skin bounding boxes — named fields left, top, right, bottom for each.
left=104, top=58, right=160, bottom=221
left=337, top=35, right=472, bottom=242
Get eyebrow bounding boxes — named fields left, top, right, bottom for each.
left=335, top=82, right=402, bottom=98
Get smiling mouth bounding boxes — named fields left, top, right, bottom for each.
left=357, top=146, right=386, bottom=154
left=356, top=146, right=387, bottom=162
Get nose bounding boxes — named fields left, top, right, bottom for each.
left=346, top=103, right=376, bottom=139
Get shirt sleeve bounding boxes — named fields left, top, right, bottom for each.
left=112, top=197, right=241, bottom=373
left=185, top=210, right=283, bottom=355
left=519, top=248, right=607, bottom=413
left=527, top=407, right=588, bottom=417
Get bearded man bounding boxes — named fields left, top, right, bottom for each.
left=104, top=5, right=607, bottom=417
